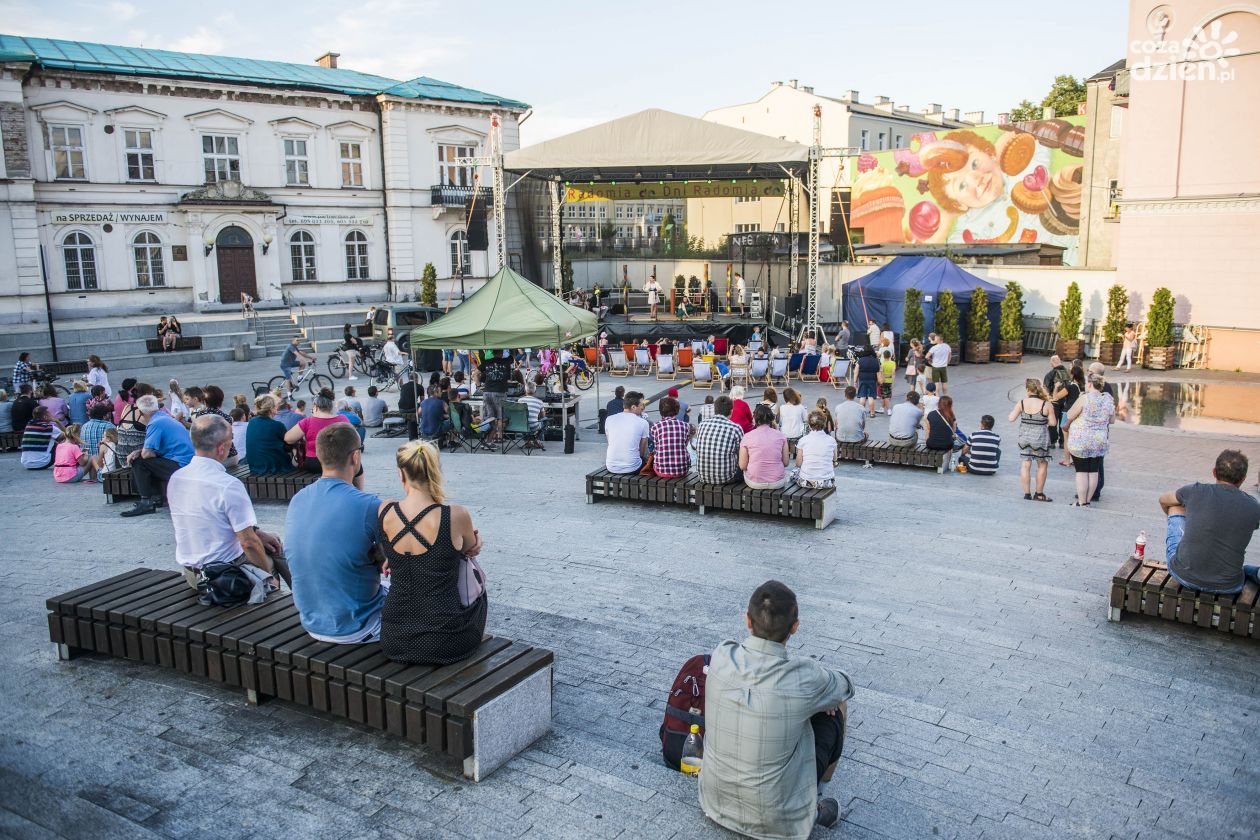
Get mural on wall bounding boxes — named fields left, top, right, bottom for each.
left=848, top=116, right=1086, bottom=263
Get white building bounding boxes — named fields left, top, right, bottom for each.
left=559, top=198, right=685, bottom=247
left=0, top=35, right=529, bottom=323
left=687, top=81, right=979, bottom=249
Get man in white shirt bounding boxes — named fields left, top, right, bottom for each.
left=834, top=386, right=868, bottom=443
left=382, top=330, right=406, bottom=373
left=888, top=391, right=924, bottom=447
left=604, top=391, right=649, bottom=474
left=925, top=333, right=952, bottom=396
left=167, top=415, right=289, bottom=590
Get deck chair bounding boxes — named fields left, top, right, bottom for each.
left=799, top=354, right=821, bottom=382
left=728, top=358, right=750, bottom=387
left=583, top=346, right=601, bottom=371
left=656, top=353, right=677, bottom=380
left=691, top=341, right=706, bottom=357
left=748, top=340, right=762, bottom=354
left=621, top=343, right=637, bottom=361
left=713, top=337, right=729, bottom=358
left=691, top=360, right=714, bottom=389
left=447, top=401, right=496, bottom=453
left=829, top=358, right=851, bottom=388
left=749, top=358, right=770, bottom=385
left=677, top=347, right=694, bottom=369
left=634, top=347, right=653, bottom=375
left=787, top=352, right=805, bottom=380
left=607, top=349, right=630, bottom=377
left=769, top=357, right=789, bottom=386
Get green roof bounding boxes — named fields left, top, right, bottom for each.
left=0, top=34, right=528, bottom=110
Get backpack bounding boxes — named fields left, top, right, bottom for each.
left=659, top=654, right=710, bottom=770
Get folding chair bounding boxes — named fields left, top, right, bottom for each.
left=769, top=357, right=789, bottom=386
left=656, top=353, right=677, bottom=380
left=448, top=402, right=497, bottom=453
left=787, top=352, right=805, bottom=380
left=677, top=347, right=694, bottom=369
left=501, top=401, right=539, bottom=455
left=583, top=346, right=602, bottom=371
left=748, top=340, right=762, bottom=354
left=713, top=337, right=729, bottom=358
left=634, top=347, right=654, bottom=375
left=691, top=360, right=714, bottom=389
left=749, top=358, right=769, bottom=385
left=728, top=359, right=750, bottom=388
left=607, top=349, right=631, bottom=377
left=621, top=343, right=637, bottom=361
left=799, top=354, right=821, bottom=382
left=830, top=359, right=850, bottom=389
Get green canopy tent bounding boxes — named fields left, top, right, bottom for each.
left=407, top=266, right=599, bottom=451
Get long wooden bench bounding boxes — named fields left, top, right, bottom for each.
left=102, top=463, right=283, bottom=503
left=46, top=568, right=555, bottom=780
left=0, top=430, right=21, bottom=452
left=1108, top=556, right=1258, bottom=639
left=585, top=468, right=837, bottom=529
left=145, top=336, right=203, bottom=353
left=837, top=440, right=950, bottom=473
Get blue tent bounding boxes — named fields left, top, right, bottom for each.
left=841, top=256, right=1006, bottom=346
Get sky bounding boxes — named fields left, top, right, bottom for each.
left=2, top=0, right=1131, bottom=144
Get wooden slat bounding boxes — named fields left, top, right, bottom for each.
left=1141, top=571, right=1169, bottom=617
left=402, top=638, right=514, bottom=705
left=47, top=568, right=151, bottom=612
left=446, top=649, right=555, bottom=717
left=422, top=642, right=533, bottom=710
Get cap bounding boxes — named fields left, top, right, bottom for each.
left=668, top=387, right=679, bottom=398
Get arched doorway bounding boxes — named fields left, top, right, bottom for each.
left=215, top=225, right=257, bottom=304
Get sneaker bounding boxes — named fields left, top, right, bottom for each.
left=349, top=375, right=359, bottom=381
left=815, top=798, right=840, bottom=829
left=120, top=499, right=159, bottom=518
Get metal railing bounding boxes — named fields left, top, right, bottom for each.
left=430, top=184, right=492, bottom=208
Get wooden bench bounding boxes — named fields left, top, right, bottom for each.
left=1108, top=557, right=1258, bottom=639
left=145, top=336, right=203, bottom=353
left=103, top=462, right=251, bottom=504
left=585, top=468, right=837, bottom=529
left=837, top=440, right=950, bottom=473
left=46, top=568, right=555, bottom=780
left=0, top=430, right=21, bottom=452
left=242, top=470, right=321, bottom=502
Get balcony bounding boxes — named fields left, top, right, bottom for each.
left=1112, top=69, right=1129, bottom=98
left=430, top=184, right=492, bottom=209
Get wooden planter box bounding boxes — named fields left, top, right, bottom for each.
left=1098, top=341, right=1122, bottom=366
left=996, top=339, right=1023, bottom=363
left=965, top=341, right=990, bottom=363
left=945, top=342, right=961, bottom=365
left=1056, top=339, right=1083, bottom=361
left=1145, top=345, right=1175, bottom=370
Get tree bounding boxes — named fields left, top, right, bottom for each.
left=1058, top=281, right=1082, bottom=340
left=419, top=262, right=437, bottom=306
left=968, top=286, right=990, bottom=342
left=1009, top=74, right=1087, bottom=120
left=1147, top=287, right=1175, bottom=347
left=904, top=288, right=924, bottom=342
left=1103, top=284, right=1129, bottom=343
left=999, top=281, right=1024, bottom=341
left=935, top=290, right=960, bottom=346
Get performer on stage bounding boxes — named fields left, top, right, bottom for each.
left=645, top=274, right=662, bottom=319
left=734, top=272, right=747, bottom=316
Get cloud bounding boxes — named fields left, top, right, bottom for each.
left=155, top=26, right=226, bottom=55
left=108, top=1, right=138, bottom=21
left=520, top=108, right=620, bottom=145
left=300, top=0, right=467, bottom=80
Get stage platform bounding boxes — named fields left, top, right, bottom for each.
left=599, top=312, right=763, bottom=344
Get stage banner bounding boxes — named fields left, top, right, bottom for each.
left=565, top=180, right=785, bottom=202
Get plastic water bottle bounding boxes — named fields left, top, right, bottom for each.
left=1134, top=530, right=1147, bottom=560
left=680, top=724, right=703, bottom=776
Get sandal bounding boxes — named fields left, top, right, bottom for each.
left=1023, top=493, right=1033, bottom=501
left=1033, top=493, right=1053, bottom=502
left=1072, top=501, right=1091, bottom=507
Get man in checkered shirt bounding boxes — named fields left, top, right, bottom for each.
left=80, top=402, right=115, bottom=456
left=649, top=396, right=691, bottom=478
left=695, top=395, right=743, bottom=484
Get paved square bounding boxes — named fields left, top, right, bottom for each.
left=2, top=353, right=1258, bottom=839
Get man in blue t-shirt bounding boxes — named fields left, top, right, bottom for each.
left=121, top=394, right=195, bottom=517
left=418, top=386, right=450, bottom=440
left=285, top=423, right=387, bottom=643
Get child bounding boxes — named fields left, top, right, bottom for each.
left=54, top=423, right=96, bottom=484
left=95, top=426, right=121, bottom=475
left=819, top=345, right=833, bottom=383
left=698, top=394, right=716, bottom=423
left=961, top=414, right=1001, bottom=475
left=229, top=407, right=249, bottom=460
left=877, top=350, right=896, bottom=415
left=904, top=339, right=924, bottom=390
left=922, top=381, right=940, bottom=415
left=233, top=393, right=251, bottom=418
left=815, top=397, right=836, bottom=435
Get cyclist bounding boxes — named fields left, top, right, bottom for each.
left=341, top=323, right=364, bottom=381
left=280, top=337, right=314, bottom=395
left=382, top=330, right=407, bottom=375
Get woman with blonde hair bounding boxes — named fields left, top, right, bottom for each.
left=379, top=441, right=487, bottom=665
left=246, top=394, right=293, bottom=475
left=54, top=423, right=97, bottom=484
left=1066, top=374, right=1116, bottom=507
left=1009, top=378, right=1056, bottom=501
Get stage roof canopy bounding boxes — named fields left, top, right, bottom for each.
left=503, top=108, right=811, bottom=182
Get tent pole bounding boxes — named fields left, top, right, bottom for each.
left=550, top=180, right=563, bottom=297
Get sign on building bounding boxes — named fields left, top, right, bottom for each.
left=283, top=214, right=374, bottom=226
left=51, top=211, right=168, bottom=224
left=565, top=181, right=786, bottom=202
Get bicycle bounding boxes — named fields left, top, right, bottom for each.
left=545, top=362, right=594, bottom=392
left=327, top=344, right=374, bottom=379
left=268, top=362, right=332, bottom=397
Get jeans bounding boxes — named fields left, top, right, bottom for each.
left=745, top=476, right=787, bottom=490
left=1166, top=515, right=1260, bottom=593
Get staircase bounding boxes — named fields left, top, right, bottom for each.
left=254, top=312, right=302, bottom=357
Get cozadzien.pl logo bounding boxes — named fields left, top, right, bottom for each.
left=1131, top=20, right=1241, bottom=82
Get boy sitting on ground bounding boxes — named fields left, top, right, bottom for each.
left=961, top=415, right=1001, bottom=475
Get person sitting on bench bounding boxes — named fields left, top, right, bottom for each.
left=834, top=386, right=868, bottom=444
left=740, top=404, right=788, bottom=490
left=604, top=391, right=649, bottom=475
left=286, top=424, right=386, bottom=643
left=1158, top=449, right=1260, bottom=594
left=700, top=580, right=854, bottom=837
left=696, top=395, right=743, bottom=484
left=120, top=395, right=194, bottom=517
left=167, top=415, right=289, bottom=589
left=887, top=391, right=923, bottom=449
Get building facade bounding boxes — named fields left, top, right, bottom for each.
left=558, top=198, right=685, bottom=250
left=0, top=35, right=528, bottom=323
left=686, top=81, right=979, bottom=249
left=1077, top=59, right=1126, bottom=268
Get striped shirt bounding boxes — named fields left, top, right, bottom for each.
left=967, top=429, right=1001, bottom=474
left=20, top=420, right=60, bottom=469
left=519, top=395, right=545, bottom=429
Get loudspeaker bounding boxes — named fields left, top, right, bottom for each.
left=784, top=293, right=802, bottom=319
left=466, top=202, right=489, bottom=250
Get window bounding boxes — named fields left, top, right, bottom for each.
left=123, top=129, right=155, bottom=182
left=894, top=134, right=904, bottom=148
left=437, top=143, right=476, bottom=187
left=61, top=231, right=98, bottom=290
left=345, top=230, right=369, bottom=280
left=51, top=125, right=87, bottom=179
left=1110, top=105, right=1124, bottom=139
left=877, top=132, right=887, bottom=150
left=202, top=135, right=240, bottom=183
left=132, top=231, right=165, bottom=287
left=859, top=130, right=869, bottom=151
left=289, top=230, right=317, bottom=281
left=283, top=138, right=309, bottom=186
left=734, top=223, right=762, bottom=233
left=735, top=195, right=760, bottom=203
left=449, top=230, right=470, bottom=276
left=339, top=141, right=363, bottom=187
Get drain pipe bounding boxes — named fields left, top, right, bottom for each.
left=374, top=96, right=394, bottom=301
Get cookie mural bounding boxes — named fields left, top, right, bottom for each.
left=847, top=116, right=1085, bottom=264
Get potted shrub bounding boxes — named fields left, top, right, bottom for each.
left=1055, top=281, right=1083, bottom=360
left=1144, top=286, right=1176, bottom=370
left=419, top=262, right=437, bottom=307
left=965, top=286, right=991, bottom=363
left=935, top=290, right=961, bottom=366
left=904, top=288, right=925, bottom=350
left=1099, top=284, right=1128, bottom=366
left=997, top=281, right=1024, bottom=362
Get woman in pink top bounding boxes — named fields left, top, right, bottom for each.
left=739, top=404, right=789, bottom=490
left=284, top=388, right=354, bottom=480
left=54, top=423, right=96, bottom=483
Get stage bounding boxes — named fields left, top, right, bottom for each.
left=598, top=312, right=764, bottom=345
